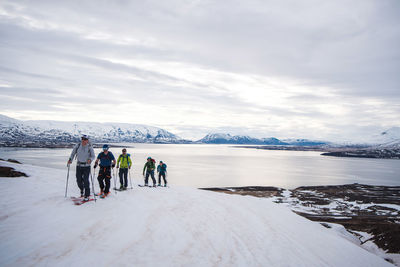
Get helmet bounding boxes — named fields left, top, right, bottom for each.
left=147, top=157, right=151, bottom=160
left=103, top=144, right=109, bottom=150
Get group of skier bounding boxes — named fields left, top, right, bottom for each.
left=67, top=134, right=167, bottom=202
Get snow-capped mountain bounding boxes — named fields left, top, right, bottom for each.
left=281, top=138, right=329, bottom=146
left=198, top=133, right=287, bottom=145
left=198, top=133, right=277, bottom=144
left=198, top=133, right=328, bottom=146
left=0, top=114, right=185, bottom=145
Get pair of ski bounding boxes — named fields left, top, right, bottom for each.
left=138, top=184, right=169, bottom=188
left=70, top=196, right=95, bottom=205
left=113, top=187, right=133, bottom=192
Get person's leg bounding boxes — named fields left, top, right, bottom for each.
left=123, top=169, right=128, bottom=188
left=104, top=167, right=111, bottom=194
left=145, top=171, right=150, bottom=185
left=158, top=173, right=161, bottom=185
left=76, top=166, right=84, bottom=196
left=150, top=170, right=156, bottom=186
left=162, top=173, right=167, bottom=186
left=119, top=168, right=123, bottom=188
left=82, top=166, right=90, bottom=197
left=97, top=168, right=105, bottom=193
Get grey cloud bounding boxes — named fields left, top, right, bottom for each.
left=0, top=0, right=399, bottom=141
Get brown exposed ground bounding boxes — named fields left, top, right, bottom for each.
left=0, top=159, right=27, bottom=177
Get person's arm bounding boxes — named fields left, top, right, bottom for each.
left=94, top=154, right=100, bottom=168
left=128, top=156, right=132, bottom=169
left=143, top=163, right=147, bottom=175
left=111, top=153, right=116, bottom=168
left=68, top=144, right=78, bottom=164
left=116, top=155, right=121, bottom=168
left=157, top=165, right=160, bottom=173
left=88, top=146, right=95, bottom=164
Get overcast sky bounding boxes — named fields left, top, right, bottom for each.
left=0, top=0, right=399, bottom=141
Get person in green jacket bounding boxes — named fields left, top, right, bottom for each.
left=143, top=156, right=156, bottom=187
left=116, top=148, right=132, bottom=190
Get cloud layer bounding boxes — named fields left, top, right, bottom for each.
left=0, top=0, right=399, bottom=141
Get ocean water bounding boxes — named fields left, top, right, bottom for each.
left=1, top=144, right=399, bottom=189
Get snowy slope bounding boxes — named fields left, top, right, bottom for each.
left=362, top=127, right=400, bottom=147
left=0, top=114, right=183, bottom=144
left=0, top=162, right=393, bottom=267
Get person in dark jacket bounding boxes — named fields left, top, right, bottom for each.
left=94, top=144, right=116, bottom=198
left=143, top=157, right=156, bottom=187
left=157, top=161, right=167, bottom=187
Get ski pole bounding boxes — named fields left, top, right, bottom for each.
left=65, top=164, right=70, bottom=197
left=129, top=169, right=133, bottom=189
left=90, top=167, right=97, bottom=202
left=112, top=166, right=117, bottom=194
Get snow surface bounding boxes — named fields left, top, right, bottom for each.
left=0, top=162, right=394, bottom=267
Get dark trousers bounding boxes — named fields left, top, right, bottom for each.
left=98, top=166, right=111, bottom=194
left=145, top=170, right=156, bottom=185
left=158, top=172, right=167, bottom=185
left=76, top=166, right=90, bottom=197
left=119, top=168, right=128, bottom=187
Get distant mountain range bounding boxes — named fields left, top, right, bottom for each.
left=198, top=133, right=327, bottom=146
left=0, top=114, right=187, bottom=146
left=0, top=114, right=399, bottom=148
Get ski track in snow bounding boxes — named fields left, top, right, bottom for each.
left=0, top=162, right=394, bottom=267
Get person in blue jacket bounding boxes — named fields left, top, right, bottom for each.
left=157, top=161, right=167, bottom=187
left=94, top=144, right=116, bottom=198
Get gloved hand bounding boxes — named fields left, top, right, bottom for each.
left=94, top=163, right=98, bottom=169
left=112, top=164, right=115, bottom=168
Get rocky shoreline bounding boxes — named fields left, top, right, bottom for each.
left=201, top=184, right=400, bottom=265
left=240, top=145, right=400, bottom=159
left=321, top=149, right=400, bottom=159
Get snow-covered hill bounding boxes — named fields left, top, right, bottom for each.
left=0, top=161, right=393, bottom=267
left=199, top=133, right=327, bottom=146
left=0, top=114, right=185, bottom=144
left=198, top=133, right=281, bottom=144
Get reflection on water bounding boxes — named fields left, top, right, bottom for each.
left=1, top=144, right=399, bottom=189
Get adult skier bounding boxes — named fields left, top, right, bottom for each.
left=116, top=148, right=132, bottom=190
left=67, top=134, right=95, bottom=201
left=157, top=161, right=168, bottom=187
left=94, top=144, right=116, bottom=198
left=143, top=156, right=156, bottom=187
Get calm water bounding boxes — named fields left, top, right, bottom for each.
left=0, top=144, right=399, bottom=189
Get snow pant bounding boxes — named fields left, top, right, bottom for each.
left=119, top=168, right=128, bottom=188
left=76, top=166, right=90, bottom=197
left=98, top=166, right=111, bottom=194
left=145, top=170, right=156, bottom=185
left=158, top=172, right=167, bottom=185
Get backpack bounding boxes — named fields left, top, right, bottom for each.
left=118, top=154, right=131, bottom=166
left=73, top=141, right=93, bottom=160
left=100, top=152, right=112, bottom=161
